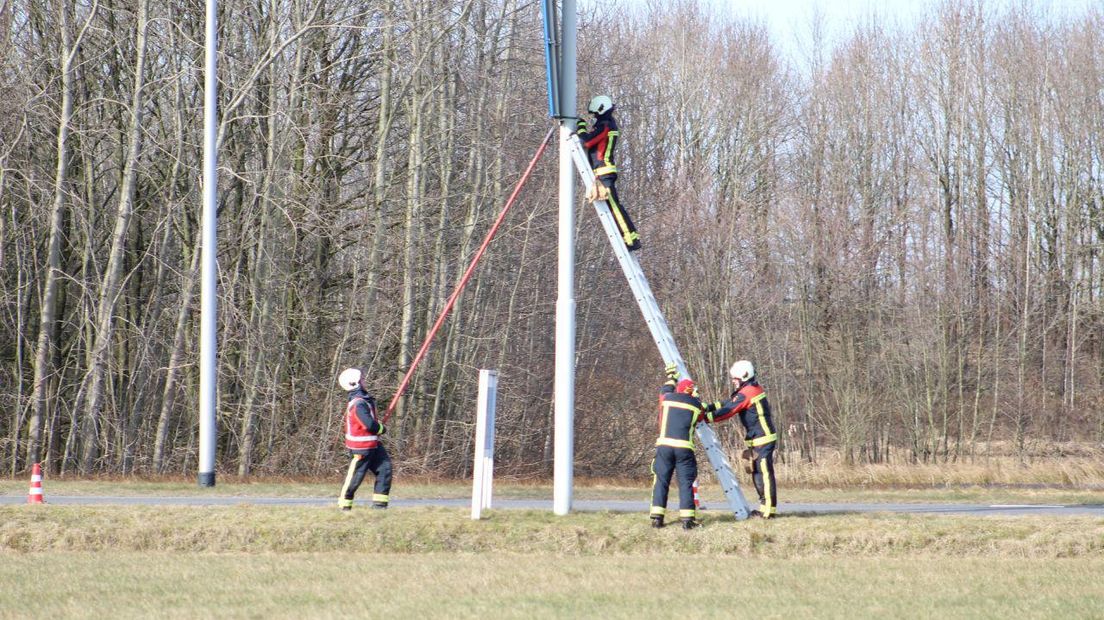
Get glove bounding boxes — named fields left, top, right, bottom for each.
left=665, top=363, right=680, bottom=381
left=593, top=182, right=610, bottom=200
left=741, top=449, right=755, bottom=474
left=377, top=423, right=387, bottom=436
left=702, top=401, right=721, bottom=413
left=576, top=117, right=587, bottom=133
left=585, top=184, right=598, bottom=201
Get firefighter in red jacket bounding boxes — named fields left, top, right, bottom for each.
left=650, top=363, right=721, bottom=529
left=577, top=95, right=641, bottom=252
left=337, top=367, right=392, bottom=510
left=709, top=360, right=777, bottom=519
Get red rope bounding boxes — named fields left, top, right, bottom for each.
left=382, top=126, right=556, bottom=423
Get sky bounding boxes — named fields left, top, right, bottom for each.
left=585, top=0, right=1100, bottom=60
left=731, top=0, right=1097, bottom=51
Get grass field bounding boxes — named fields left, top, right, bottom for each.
left=2, top=502, right=1104, bottom=618
left=2, top=468, right=1103, bottom=618
left=2, top=553, right=1102, bottom=618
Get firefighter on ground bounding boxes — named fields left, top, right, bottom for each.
left=708, top=360, right=778, bottom=519
left=650, top=363, right=723, bottom=529
left=577, top=95, right=641, bottom=252
left=337, top=367, right=392, bottom=510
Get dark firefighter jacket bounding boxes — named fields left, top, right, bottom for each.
left=714, top=380, right=777, bottom=447
left=577, top=111, right=620, bottom=177
left=656, top=380, right=717, bottom=450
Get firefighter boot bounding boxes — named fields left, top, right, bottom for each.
left=681, top=518, right=701, bottom=530
left=650, top=515, right=665, bottom=529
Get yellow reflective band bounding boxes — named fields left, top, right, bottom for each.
left=650, top=506, right=667, bottom=516
left=603, top=131, right=618, bottom=167
left=608, top=200, right=630, bottom=234
left=656, top=437, right=695, bottom=449
left=760, top=459, right=773, bottom=511
left=745, top=434, right=778, bottom=447
left=593, top=165, right=617, bottom=176
left=754, top=396, right=774, bottom=437
left=338, top=457, right=359, bottom=501
left=679, top=509, right=696, bottom=518
left=664, top=401, right=701, bottom=412
left=372, top=494, right=389, bottom=503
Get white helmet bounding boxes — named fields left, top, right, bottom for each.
left=587, top=95, right=614, bottom=115
left=338, top=367, right=362, bottom=391
left=729, top=360, right=755, bottom=383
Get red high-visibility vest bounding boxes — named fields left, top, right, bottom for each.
left=344, top=398, right=379, bottom=450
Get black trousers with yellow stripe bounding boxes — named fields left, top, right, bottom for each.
left=751, top=442, right=777, bottom=516
left=598, top=175, right=640, bottom=251
left=650, top=445, right=698, bottom=520
left=339, top=447, right=392, bottom=508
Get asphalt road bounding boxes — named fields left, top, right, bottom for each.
left=3, top=495, right=1103, bottom=517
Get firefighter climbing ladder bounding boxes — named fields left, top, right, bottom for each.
left=568, top=134, right=752, bottom=520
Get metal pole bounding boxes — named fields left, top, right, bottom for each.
left=198, top=0, right=218, bottom=487
left=553, top=0, right=577, bottom=516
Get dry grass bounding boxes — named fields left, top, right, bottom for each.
left=2, top=505, right=1103, bottom=557
left=779, top=454, right=1104, bottom=488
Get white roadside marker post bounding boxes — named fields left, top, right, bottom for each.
left=471, top=369, right=498, bottom=520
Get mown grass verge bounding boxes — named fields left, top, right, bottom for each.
left=3, top=505, right=1103, bottom=557
left=2, top=476, right=1103, bottom=505
left=3, top=506, right=1103, bottom=618
left=2, top=553, right=1103, bottom=619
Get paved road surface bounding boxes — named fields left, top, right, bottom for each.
left=3, top=495, right=1102, bottom=517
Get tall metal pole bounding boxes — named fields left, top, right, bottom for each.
left=198, top=0, right=218, bottom=487
left=553, top=0, right=577, bottom=516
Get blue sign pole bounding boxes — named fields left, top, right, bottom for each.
left=540, top=0, right=560, bottom=118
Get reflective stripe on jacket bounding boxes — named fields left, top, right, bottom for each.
left=345, top=394, right=381, bottom=450
left=656, top=383, right=712, bottom=450
left=715, top=382, right=777, bottom=446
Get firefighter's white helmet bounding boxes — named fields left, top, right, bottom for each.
left=587, top=95, right=614, bottom=115
left=338, top=367, right=362, bottom=391
left=729, top=360, right=755, bottom=383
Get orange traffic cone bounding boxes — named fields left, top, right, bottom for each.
left=27, top=462, right=44, bottom=504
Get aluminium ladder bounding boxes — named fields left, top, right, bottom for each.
left=568, top=134, right=751, bottom=520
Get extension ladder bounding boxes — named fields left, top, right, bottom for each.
left=568, top=134, right=751, bottom=520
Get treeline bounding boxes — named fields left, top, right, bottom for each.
left=1, top=0, right=1101, bottom=478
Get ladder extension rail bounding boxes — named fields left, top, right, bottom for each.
left=568, top=134, right=751, bottom=520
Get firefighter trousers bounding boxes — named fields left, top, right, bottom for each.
left=650, top=445, right=698, bottom=520
left=339, top=446, right=392, bottom=508
left=598, top=176, right=640, bottom=251
left=751, top=442, right=777, bottom=517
